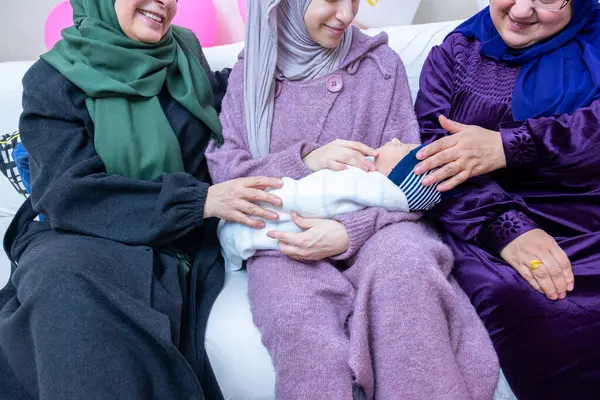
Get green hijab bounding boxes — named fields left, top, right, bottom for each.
left=41, top=0, right=222, bottom=181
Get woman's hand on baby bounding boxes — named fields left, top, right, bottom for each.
left=500, top=229, right=574, bottom=301
left=413, top=115, right=507, bottom=191
left=204, top=177, right=283, bottom=228
left=266, top=213, right=349, bottom=261
left=303, top=139, right=378, bottom=172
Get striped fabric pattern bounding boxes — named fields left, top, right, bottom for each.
left=397, top=169, right=441, bottom=211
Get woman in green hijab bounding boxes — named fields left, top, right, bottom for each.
left=0, top=1, right=283, bottom=398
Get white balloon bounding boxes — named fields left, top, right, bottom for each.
left=354, top=0, right=422, bottom=29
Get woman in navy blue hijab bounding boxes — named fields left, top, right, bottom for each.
left=413, top=0, right=600, bottom=398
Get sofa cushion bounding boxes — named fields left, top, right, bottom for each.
left=367, top=19, right=462, bottom=101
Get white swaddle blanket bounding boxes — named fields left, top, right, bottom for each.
left=218, top=167, right=413, bottom=273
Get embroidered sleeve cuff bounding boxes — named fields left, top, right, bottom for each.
left=478, top=209, right=538, bottom=255
left=500, top=123, right=538, bottom=169
left=388, top=145, right=441, bottom=211
left=281, top=141, right=320, bottom=181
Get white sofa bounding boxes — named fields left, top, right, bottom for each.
left=0, top=21, right=517, bottom=400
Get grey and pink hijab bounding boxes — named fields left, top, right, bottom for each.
left=244, top=0, right=354, bottom=158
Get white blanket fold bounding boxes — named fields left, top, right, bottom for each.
left=219, top=167, right=411, bottom=273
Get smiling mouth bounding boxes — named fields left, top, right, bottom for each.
left=137, top=9, right=165, bottom=24
left=325, top=25, right=346, bottom=34
left=509, top=16, right=535, bottom=28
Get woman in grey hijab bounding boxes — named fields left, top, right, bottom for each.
left=206, top=0, right=500, bottom=398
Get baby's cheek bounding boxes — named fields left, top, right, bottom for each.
left=374, top=158, right=394, bottom=175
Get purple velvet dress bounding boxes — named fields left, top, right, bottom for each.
left=415, top=33, right=600, bottom=400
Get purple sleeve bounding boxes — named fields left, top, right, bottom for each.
left=332, top=54, right=423, bottom=261
left=205, top=60, right=318, bottom=184
left=415, top=35, right=537, bottom=255
left=500, top=99, right=600, bottom=173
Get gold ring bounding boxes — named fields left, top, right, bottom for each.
left=455, top=160, right=462, bottom=170
left=529, top=259, right=542, bottom=272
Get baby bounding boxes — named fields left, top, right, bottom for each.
left=218, top=139, right=441, bottom=272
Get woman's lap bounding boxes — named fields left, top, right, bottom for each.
left=0, top=225, right=207, bottom=399
left=9, top=225, right=155, bottom=304
left=345, top=220, right=455, bottom=282
left=246, top=221, right=457, bottom=333
left=247, top=222, right=498, bottom=399
left=346, top=221, right=497, bottom=400
left=451, top=234, right=600, bottom=399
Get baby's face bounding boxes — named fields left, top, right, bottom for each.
left=375, top=139, right=419, bottom=176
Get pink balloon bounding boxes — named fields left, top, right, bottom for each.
left=172, top=0, right=218, bottom=48
left=44, top=0, right=219, bottom=49
left=44, top=1, right=73, bottom=50
left=237, top=0, right=246, bottom=24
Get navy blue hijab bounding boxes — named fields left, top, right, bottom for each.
left=452, top=0, right=600, bottom=121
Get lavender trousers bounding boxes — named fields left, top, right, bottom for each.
left=247, top=222, right=499, bottom=400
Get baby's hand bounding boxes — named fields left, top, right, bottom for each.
left=375, top=139, right=419, bottom=175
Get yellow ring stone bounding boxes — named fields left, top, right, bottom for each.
left=529, top=259, right=542, bottom=272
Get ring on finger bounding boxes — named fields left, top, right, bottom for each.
left=529, top=259, right=542, bottom=272
left=455, top=160, right=462, bottom=171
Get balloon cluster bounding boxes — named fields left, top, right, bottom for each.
left=44, top=0, right=246, bottom=49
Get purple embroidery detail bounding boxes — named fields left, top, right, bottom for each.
left=489, top=211, right=534, bottom=244
left=508, top=130, right=536, bottom=166
left=490, top=213, right=523, bottom=242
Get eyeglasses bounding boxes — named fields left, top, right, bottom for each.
left=529, top=0, right=571, bottom=12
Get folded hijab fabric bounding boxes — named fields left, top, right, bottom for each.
left=453, top=0, right=600, bottom=121
left=41, top=0, right=222, bottom=181
left=244, top=0, right=354, bottom=158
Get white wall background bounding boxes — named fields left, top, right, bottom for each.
left=0, top=0, right=482, bottom=62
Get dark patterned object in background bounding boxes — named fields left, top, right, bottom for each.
left=0, top=132, right=28, bottom=197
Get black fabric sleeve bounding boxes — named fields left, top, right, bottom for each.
left=19, top=61, right=208, bottom=247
